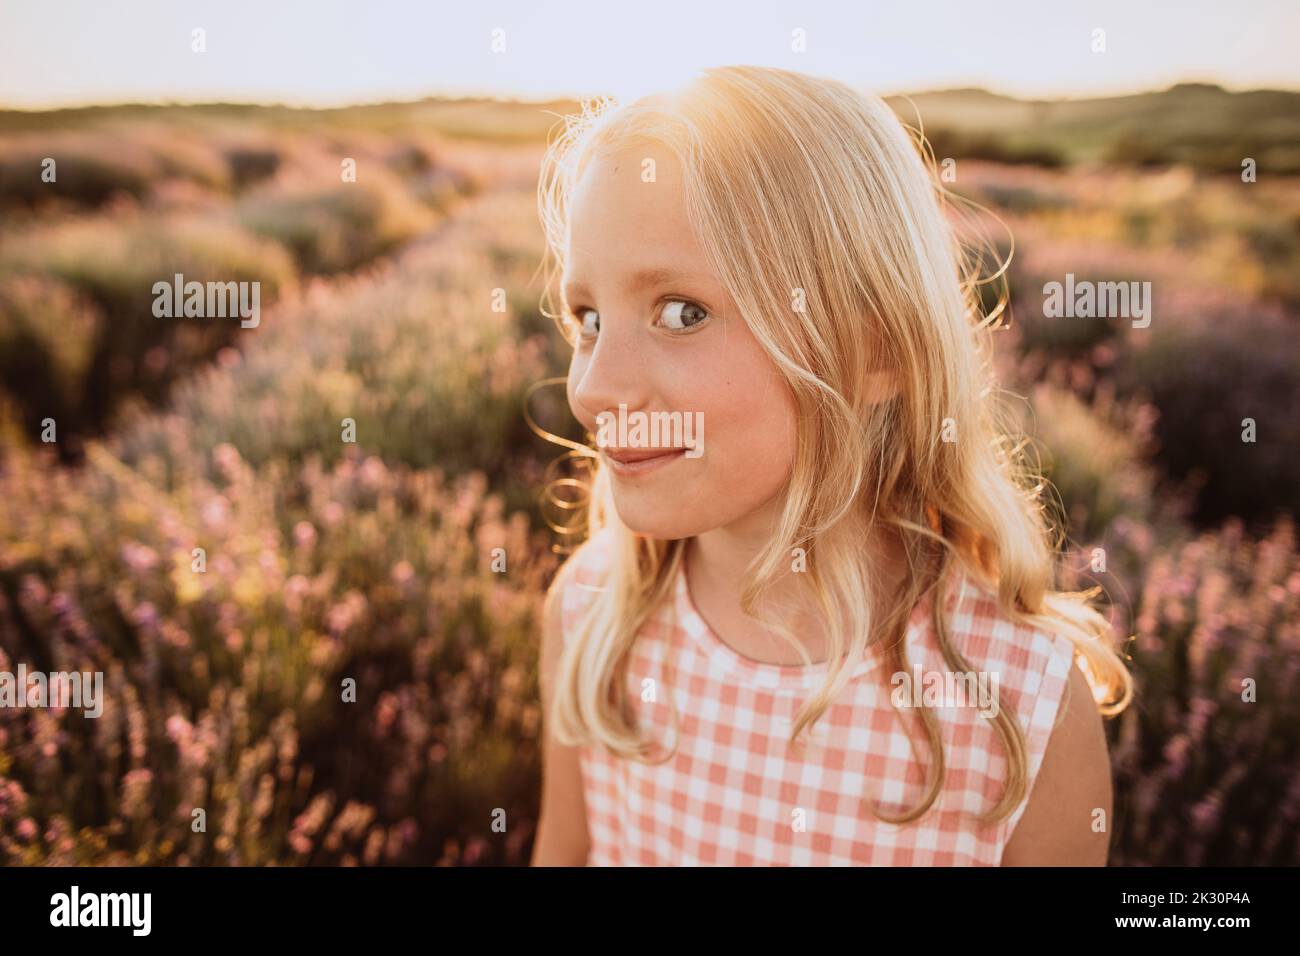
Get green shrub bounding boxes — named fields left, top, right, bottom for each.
left=117, top=188, right=563, bottom=517
left=0, top=148, right=151, bottom=210
left=0, top=276, right=99, bottom=438
left=1007, top=268, right=1128, bottom=357
left=1114, top=313, right=1300, bottom=526
left=224, top=147, right=281, bottom=188
left=922, top=127, right=1066, bottom=168
left=0, top=215, right=295, bottom=446
left=1018, top=383, right=1158, bottom=542
left=0, top=132, right=232, bottom=212
left=235, top=173, right=433, bottom=274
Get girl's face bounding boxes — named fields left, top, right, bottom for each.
left=563, top=143, right=798, bottom=540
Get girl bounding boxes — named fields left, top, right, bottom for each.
left=529, top=65, right=1133, bottom=866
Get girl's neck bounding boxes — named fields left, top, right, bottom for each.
left=684, top=499, right=908, bottom=665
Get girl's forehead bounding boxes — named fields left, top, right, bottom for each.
left=563, top=141, right=713, bottom=287
left=578, top=140, right=681, bottom=187
left=569, top=164, right=691, bottom=252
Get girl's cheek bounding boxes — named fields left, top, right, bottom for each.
left=717, top=366, right=798, bottom=470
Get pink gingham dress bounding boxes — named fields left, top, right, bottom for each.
left=560, top=529, right=1078, bottom=866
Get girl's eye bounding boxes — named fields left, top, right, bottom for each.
left=574, top=308, right=599, bottom=337
left=658, top=299, right=709, bottom=331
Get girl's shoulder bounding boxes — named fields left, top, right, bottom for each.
left=556, top=525, right=617, bottom=591
left=553, top=526, right=618, bottom=641
left=924, top=565, right=1081, bottom=830
left=937, top=566, right=1079, bottom=693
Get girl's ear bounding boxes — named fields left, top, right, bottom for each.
left=863, top=367, right=902, bottom=406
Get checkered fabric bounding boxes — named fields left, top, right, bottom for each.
left=560, top=529, right=1077, bottom=866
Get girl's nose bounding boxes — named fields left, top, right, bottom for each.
left=573, top=321, right=652, bottom=422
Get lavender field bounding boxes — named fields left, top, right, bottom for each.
left=1, top=94, right=1298, bottom=865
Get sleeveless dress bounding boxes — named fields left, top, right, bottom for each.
left=559, top=528, right=1078, bottom=866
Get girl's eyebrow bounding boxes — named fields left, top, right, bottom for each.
left=563, top=266, right=702, bottom=302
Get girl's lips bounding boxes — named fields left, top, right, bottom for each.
left=602, top=447, right=687, bottom=477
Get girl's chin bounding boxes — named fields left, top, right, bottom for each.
left=610, top=498, right=709, bottom=541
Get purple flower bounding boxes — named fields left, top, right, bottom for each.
left=132, top=601, right=160, bottom=630
left=293, top=521, right=318, bottom=549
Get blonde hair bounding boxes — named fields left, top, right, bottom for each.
left=535, top=65, right=1133, bottom=825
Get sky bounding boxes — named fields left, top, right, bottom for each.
left=1, top=0, right=1298, bottom=109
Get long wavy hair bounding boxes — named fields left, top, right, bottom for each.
left=534, top=65, right=1133, bottom=825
